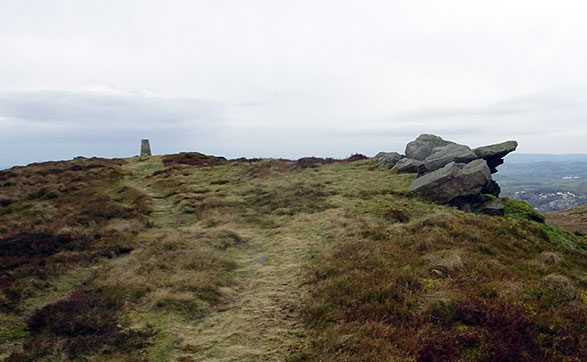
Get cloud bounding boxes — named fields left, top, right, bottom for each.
left=0, top=88, right=226, bottom=127
left=0, top=88, right=230, bottom=165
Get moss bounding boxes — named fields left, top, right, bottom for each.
left=539, top=223, right=587, bottom=254
left=504, top=198, right=545, bottom=222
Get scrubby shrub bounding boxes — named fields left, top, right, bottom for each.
left=11, top=288, right=152, bottom=359
left=345, top=153, right=368, bottom=162
left=1, top=233, right=67, bottom=256
left=296, top=157, right=337, bottom=168
left=422, top=298, right=540, bottom=361
left=162, top=152, right=226, bottom=167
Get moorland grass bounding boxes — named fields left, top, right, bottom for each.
left=1, top=155, right=585, bottom=361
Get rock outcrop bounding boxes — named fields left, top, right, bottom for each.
left=375, top=152, right=403, bottom=169
left=395, top=135, right=517, bottom=176
left=409, top=159, right=491, bottom=203
left=378, top=134, right=518, bottom=214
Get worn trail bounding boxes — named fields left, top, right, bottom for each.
left=124, top=158, right=319, bottom=361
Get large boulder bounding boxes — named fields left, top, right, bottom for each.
left=375, top=152, right=403, bottom=169
left=423, top=144, right=478, bottom=173
left=392, top=157, right=425, bottom=174
left=405, top=134, right=454, bottom=161
left=409, top=159, right=491, bottom=203
left=473, top=140, right=518, bottom=173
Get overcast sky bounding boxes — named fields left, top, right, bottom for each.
left=1, top=0, right=586, bottom=167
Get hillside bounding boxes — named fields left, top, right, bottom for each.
left=0, top=154, right=586, bottom=361
left=546, top=205, right=587, bottom=236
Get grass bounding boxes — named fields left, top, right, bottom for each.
left=504, top=198, right=545, bottom=222
left=292, top=195, right=587, bottom=361
left=0, top=153, right=585, bottom=361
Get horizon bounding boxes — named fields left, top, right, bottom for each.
left=2, top=148, right=587, bottom=171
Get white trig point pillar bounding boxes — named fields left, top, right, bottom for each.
left=140, top=139, right=152, bottom=157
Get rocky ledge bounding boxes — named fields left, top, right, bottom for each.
left=377, top=134, right=518, bottom=215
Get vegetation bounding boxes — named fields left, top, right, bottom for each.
left=546, top=204, right=587, bottom=236
left=503, top=198, right=545, bottom=222
left=0, top=153, right=585, bottom=360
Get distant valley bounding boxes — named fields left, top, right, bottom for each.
left=493, top=153, right=587, bottom=213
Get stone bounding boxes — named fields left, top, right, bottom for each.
left=481, top=180, right=501, bottom=197
left=140, top=139, right=152, bottom=157
left=423, top=143, right=478, bottom=173
left=376, top=152, right=403, bottom=169
left=477, top=198, right=505, bottom=216
left=251, top=256, right=267, bottom=265
left=473, top=140, right=518, bottom=173
left=458, top=159, right=492, bottom=193
left=386, top=135, right=518, bottom=212
left=405, top=134, right=454, bottom=161
left=391, top=158, right=425, bottom=174
left=409, top=159, right=491, bottom=203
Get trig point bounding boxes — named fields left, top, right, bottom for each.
left=140, top=139, right=152, bottom=157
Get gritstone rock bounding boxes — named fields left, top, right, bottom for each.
left=481, top=180, right=501, bottom=197
left=375, top=152, right=403, bottom=169
left=405, top=134, right=454, bottom=160
left=423, top=143, right=478, bottom=173
left=379, top=134, right=518, bottom=214
left=473, top=140, right=518, bottom=173
left=392, top=157, right=425, bottom=174
left=408, top=159, right=491, bottom=204
left=477, top=198, right=505, bottom=216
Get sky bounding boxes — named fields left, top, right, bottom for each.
left=1, top=0, right=586, bottom=168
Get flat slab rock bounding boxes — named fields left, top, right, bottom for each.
left=409, top=159, right=491, bottom=203
left=473, top=140, right=518, bottom=173
left=473, top=140, right=518, bottom=159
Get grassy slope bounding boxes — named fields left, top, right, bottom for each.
left=0, top=155, right=585, bottom=361
left=546, top=205, right=587, bottom=236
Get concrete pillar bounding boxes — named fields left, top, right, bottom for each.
left=141, top=139, right=152, bottom=157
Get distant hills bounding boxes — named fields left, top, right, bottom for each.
left=494, top=153, right=587, bottom=213
left=504, top=153, right=587, bottom=163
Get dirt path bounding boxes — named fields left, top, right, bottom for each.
left=123, top=158, right=314, bottom=361
left=176, top=230, right=309, bottom=361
